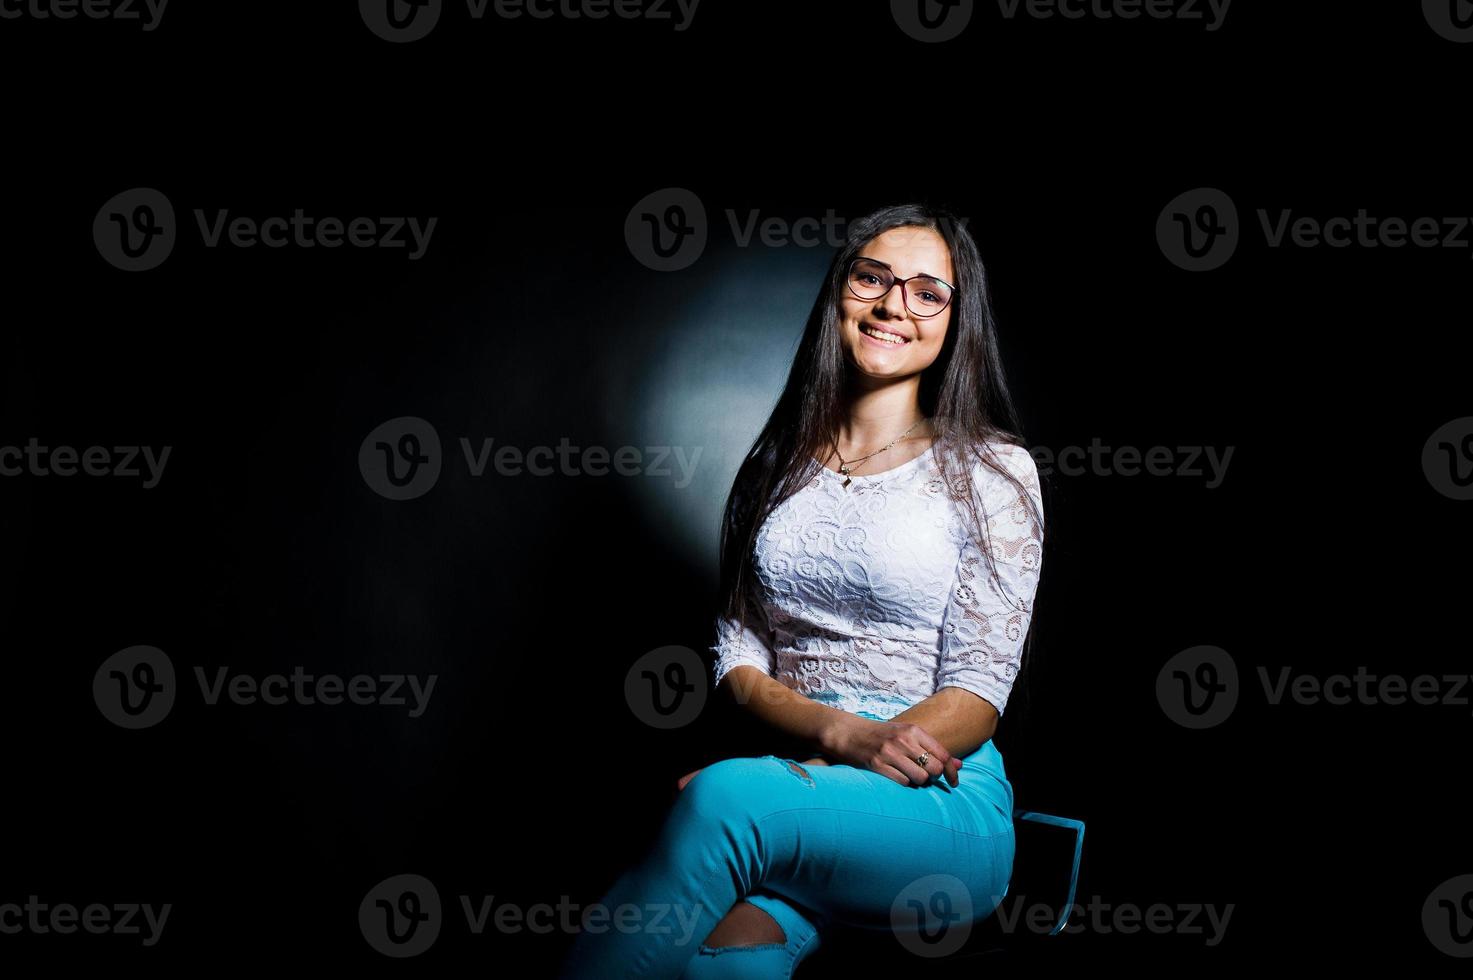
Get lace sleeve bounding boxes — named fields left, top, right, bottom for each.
left=711, top=609, right=776, bottom=691
left=936, top=445, right=1044, bottom=716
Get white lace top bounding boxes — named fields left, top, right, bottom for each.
left=712, top=440, right=1044, bottom=721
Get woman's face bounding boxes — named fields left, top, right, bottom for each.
left=837, top=226, right=955, bottom=381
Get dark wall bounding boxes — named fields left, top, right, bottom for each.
left=1, top=2, right=1468, bottom=973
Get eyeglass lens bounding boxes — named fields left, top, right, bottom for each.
left=847, top=257, right=952, bottom=315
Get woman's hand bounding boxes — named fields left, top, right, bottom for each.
left=675, top=731, right=953, bottom=794
left=819, top=715, right=961, bottom=787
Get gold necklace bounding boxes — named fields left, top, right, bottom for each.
left=830, top=416, right=927, bottom=488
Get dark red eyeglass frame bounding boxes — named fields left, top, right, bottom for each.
left=844, top=256, right=956, bottom=318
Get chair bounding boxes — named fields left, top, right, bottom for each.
left=803, top=805, right=1086, bottom=970
left=995, top=808, right=1087, bottom=935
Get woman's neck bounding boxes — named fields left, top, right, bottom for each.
left=835, top=377, right=928, bottom=454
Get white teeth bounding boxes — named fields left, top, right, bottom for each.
left=862, top=325, right=907, bottom=344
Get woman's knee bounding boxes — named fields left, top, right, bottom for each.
left=679, top=900, right=823, bottom=980
left=679, top=940, right=800, bottom=980
left=678, top=756, right=799, bottom=822
left=701, top=901, right=787, bottom=947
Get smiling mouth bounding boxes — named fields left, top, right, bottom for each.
left=860, top=323, right=910, bottom=345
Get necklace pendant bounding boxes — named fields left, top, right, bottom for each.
left=841, top=476, right=852, bottom=488
left=839, top=464, right=850, bottom=475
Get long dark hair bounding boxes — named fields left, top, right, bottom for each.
left=715, top=201, right=1047, bottom=722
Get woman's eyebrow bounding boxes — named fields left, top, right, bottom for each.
left=857, top=255, right=947, bottom=281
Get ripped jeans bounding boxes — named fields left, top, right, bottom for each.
left=556, top=736, right=1015, bottom=979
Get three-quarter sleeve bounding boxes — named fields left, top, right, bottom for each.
left=711, top=609, right=776, bottom=691
left=936, top=445, right=1044, bottom=716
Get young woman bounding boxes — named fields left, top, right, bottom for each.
left=559, top=203, right=1046, bottom=978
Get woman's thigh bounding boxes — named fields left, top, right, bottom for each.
left=684, top=751, right=1014, bottom=933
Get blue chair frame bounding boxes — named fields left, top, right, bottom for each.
left=1005, top=808, right=1086, bottom=936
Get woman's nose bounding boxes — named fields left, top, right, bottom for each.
left=875, top=282, right=910, bottom=318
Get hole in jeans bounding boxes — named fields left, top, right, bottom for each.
left=699, top=900, right=788, bottom=950
left=697, top=941, right=788, bottom=955
left=782, top=759, right=814, bottom=786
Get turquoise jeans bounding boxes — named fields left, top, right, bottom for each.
left=557, top=736, right=1016, bottom=978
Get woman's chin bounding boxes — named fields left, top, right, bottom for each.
left=848, top=353, right=916, bottom=379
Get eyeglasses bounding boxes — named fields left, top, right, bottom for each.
left=844, top=256, right=955, bottom=318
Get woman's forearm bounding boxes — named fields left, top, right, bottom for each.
left=719, top=665, right=848, bottom=754
left=889, top=686, right=998, bottom=759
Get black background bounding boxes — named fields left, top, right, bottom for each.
left=1, top=0, right=1469, bottom=972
